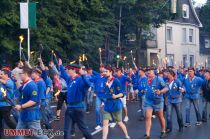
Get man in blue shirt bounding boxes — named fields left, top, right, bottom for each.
left=165, top=69, right=184, bottom=133
left=183, top=67, right=204, bottom=127
left=202, top=70, right=210, bottom=122
left=0, top=69, right=16, bottom=138
left=137, top=68, right=148, bottom=121
left=91, top=65, right=107, bottom=130
left=15, top=66, right=48, bottom=139
left=58, top=59, right=93, bottom=139
left=102, top=66, right=130, bottom=139
left=143, top=68, right=168, bottom=139
left=116, top=68, right=131, bottom=122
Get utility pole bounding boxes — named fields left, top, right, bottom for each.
left=27, top=0, right=30, bottom=63
left=117, top=5, right=122, bottom=68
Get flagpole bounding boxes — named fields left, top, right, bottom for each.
left=27, top=0, right=30, bottom=63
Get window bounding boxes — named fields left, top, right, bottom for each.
left=205, top=39, right=210, bottom=48
left=167, top=27, right=172, bottom=41
left=182, top=28, right=187, bottom=43
left=183, top=55, right=187, bottom=68
left=208, top=57, right=210, bottom=68
left=182, top=4, right=189, bottom=18
left=167, top=54, right=174, bottom=66
left=189, top=29, right=194, bottom=43
left=190, top=55, right=194, bottom=67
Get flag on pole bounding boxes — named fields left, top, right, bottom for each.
left=20, top=2, right=36, bottom=29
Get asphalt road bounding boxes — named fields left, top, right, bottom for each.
left=51, top=100, right=210, bottom=139
left=2, top=99, right=210, bottom=139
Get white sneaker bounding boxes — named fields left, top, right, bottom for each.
left=110, top=122, right=116, bottom=128
left=137, top=109, right=141, bottom=112
left=95, top=125, right=102, bottom=130
left=152, top=115, right=156, bottom=118
left=123, top=116, right=129, bottom=122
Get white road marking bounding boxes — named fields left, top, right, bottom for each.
left=81, top=123, right=112, bottom=139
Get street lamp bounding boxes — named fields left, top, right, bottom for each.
left=19, top=35, right=24, bottom=61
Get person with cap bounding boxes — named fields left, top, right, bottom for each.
left=165, top=69, right=184, bottom=133
left=137, top=68, right=148, bottom=121
left=15, top=66, right=48, bottom=139
left=102, top=66, right=130, bottom=139
left=201, top=70, right=210, bottom=122
left=183, top=67, right=204, bottom=127
left=116, top=68, right=131, bottom=122
left=58, top=59, right=93, bottom=139
left=143, top=67, right=168, bottom=139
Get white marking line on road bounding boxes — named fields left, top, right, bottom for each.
left=81, top=123, right=112, bottom=139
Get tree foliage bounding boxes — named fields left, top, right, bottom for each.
left=0, top=0, right=171, bottom=68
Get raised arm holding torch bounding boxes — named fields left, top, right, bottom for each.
left=130, top=50, right=137, bottom=69
left=99, top=48, right=103, bottom=65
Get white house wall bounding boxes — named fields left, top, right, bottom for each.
left=153, top=22, right=206, bottom=67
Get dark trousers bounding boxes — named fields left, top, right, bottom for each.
left=64, top=108, right=93, bottom=139
left=0, top=106, right=16, bottom=137
left=202, top=98, right=210, bottom=122
left=166, top=103, right=183, bottom=130
left=57, top=92, right=66, bottom=111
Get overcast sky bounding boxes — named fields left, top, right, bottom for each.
left=194, top=0, right=207, bottom=5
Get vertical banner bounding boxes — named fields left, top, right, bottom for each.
left=20, top=2, right=36, bottom=29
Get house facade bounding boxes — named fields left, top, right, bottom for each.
left=146, top=0, right=209, bottom=68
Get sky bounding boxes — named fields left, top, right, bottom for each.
left=194, top=0, right=207, bottom=6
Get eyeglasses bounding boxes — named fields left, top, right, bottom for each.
left=19, top=72, right=25, bottom=75
left=103, top=70, right=108, bottom=73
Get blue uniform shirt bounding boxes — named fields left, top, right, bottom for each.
left=138, top=76, right=148, bottom=97
left=117, top=74, right=130, bottom=96
left=34, top=78, right=46, bottom=105
left=167, top=79, right=183, bottom=104
left=0, top=83, right=11, bottom=107
left=19, top=80, right=41, bottom=122
left=103, top=78, right=123, bottom=112
left=60, top=65, right=91, bottom=108
left=131, top=71, right=140, bottom=90
left=145, top=76, right=166, bottom=103
left=92, top=74, right=107, bottom=98
left=184, top=76, right=204, bottom=99
left=45, top=77, right=53, bottom=99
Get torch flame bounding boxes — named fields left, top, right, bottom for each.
left=19, top=35, right=24, bottom=43
left=1, top=88, right=6, bottom=97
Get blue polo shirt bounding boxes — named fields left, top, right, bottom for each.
left=138, top=76, right=148, bottom=97
left=145, top=76, right=166, bottom=103
left=167, top=79, right=183, bottom=104
left=103, top=78, right=123, bottom=112
left=184, top=76, right=204, bottom=99
left=19, top=80, right=41, bottom=122
left=117, top=74, right=130, bottom=96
